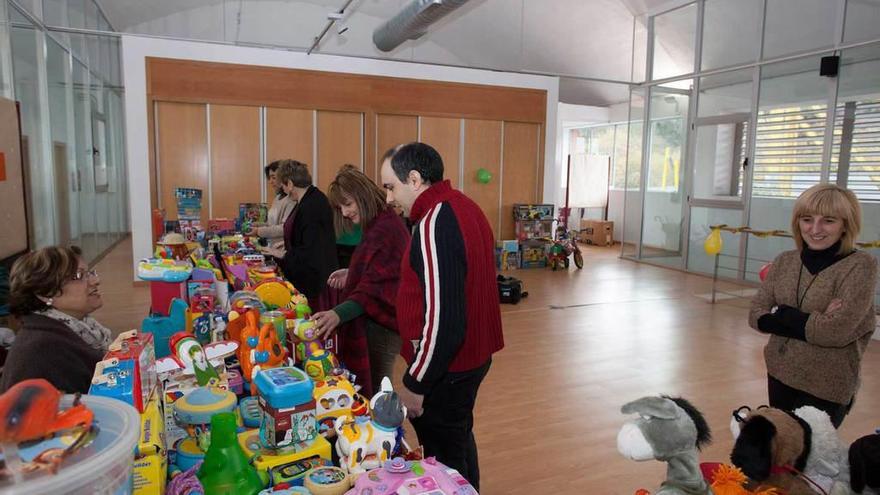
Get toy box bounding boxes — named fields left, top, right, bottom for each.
left=520, top=245, right=547, bottom=269
left=90, top=330, right=157, bottom=413
left=513, top=203, right=554, bottom=220
left=237, top=428, right=332, bottom=478
left=133, top=393, right=167, bottom=495
left=580, top=219, right=614, bottom=246
left=347, top=457, right=477, bottom=495
left=175, top=188, right=203, bottom=221
left=255, top=367, right=318, bottom=449
left=208, top=218, right=236, bottom=234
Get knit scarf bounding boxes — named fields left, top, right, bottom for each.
left=36, top=308, right=112, bottom=352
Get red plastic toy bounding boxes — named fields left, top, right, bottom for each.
left=0, top=379, right=94, bottom=444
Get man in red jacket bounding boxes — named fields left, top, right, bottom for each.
left=380, top=142, right=504, bottom=490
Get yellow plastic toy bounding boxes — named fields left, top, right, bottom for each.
left=254, top=279, right=298, bottom=310
left=237, top=428, right=332, bottom=475
left=313, top=375, right=355, bottom=436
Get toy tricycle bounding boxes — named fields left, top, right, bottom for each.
left=547, top=225, right=583, bottom=271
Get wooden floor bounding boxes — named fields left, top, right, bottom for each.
left=93, top=237, right=880, bottom=494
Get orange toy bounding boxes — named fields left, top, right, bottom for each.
left=0, top=379, right=94, bottom=444
left=238, top=310, right=262, bottom=386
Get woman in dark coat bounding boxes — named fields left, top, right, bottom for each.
left=277, top=160, right=338, bottom=304
left=0, top=246, right=109, bottom=394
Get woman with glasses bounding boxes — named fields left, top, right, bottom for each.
left=0, top=246, right=110, bottom=393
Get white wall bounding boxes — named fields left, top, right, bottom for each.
left=122, top=35, right=559, bottom=278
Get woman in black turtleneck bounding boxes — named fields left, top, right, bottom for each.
left=749, top=184, right=877, bottom=428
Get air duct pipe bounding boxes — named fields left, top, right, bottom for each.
left=373, top=0, right=471, bottom=52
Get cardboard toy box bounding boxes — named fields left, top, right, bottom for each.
left=90, top=331, right=157, bottom=413
left=133, top=393, right=167, bottom=495
left=580, top=220, right=614, bottom=246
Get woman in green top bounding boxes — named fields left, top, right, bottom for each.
left=310, top=166, right=410, bottom=395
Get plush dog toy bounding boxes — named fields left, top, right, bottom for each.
left=729, top=405, right=852, bottom=495
left=618, top=395, right=713, bottom=495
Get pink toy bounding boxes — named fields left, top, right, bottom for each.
left=346, top=457, right=477, bottom=495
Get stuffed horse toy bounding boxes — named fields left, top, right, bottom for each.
left=618, top=395, right=713, bottom=495
left=334, top=377, right=407, bottom=476
left=729, top=405, right=852, bottom=495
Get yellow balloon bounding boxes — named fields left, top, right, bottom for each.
left=704, top=228, right=723, bottom=255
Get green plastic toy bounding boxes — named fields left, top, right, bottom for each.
left=196, top=412, right=264, bottom=495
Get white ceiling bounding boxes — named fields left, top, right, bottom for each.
left=96, top=0, right=686, bottom=106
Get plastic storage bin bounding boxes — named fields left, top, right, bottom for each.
left=0, top=394, right=140, bottom=495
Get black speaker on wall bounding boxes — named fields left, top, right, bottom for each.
left=820, top=55, right=840, bottom=77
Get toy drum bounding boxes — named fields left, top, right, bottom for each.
left=303, top=466, right=350, bottom=495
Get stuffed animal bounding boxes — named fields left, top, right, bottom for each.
left=617, top=395, right=713, bottom=495
left=334, top=377, right=406, bottom=477
left=729, top=405, right=843, bottom=495
left=849, top=433, right=880, bottom=495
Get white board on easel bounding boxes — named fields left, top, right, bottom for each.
left=0, top=97, right=28, bottom=260
left=568, top=153, right=610, bottom=209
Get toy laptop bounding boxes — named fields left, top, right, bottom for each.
left=254, top=367, right=317, bottom=449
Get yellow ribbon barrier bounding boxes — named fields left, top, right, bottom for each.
left=707, top=225, right=880, bottom=248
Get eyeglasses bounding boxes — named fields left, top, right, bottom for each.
left=72, top=268, right=99, bottom=281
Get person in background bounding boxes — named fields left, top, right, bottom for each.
left=0, top=246, right=110, bottom=394
left=277, top=160, right=338, bottom=304
left=311, top=165, right=410, bottom=396
left=247, top=160, right=297, bottom=261
left=381, top=142, right=504, bottom=490
left=749, top=183, right=877, bottom=428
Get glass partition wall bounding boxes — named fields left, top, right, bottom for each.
left=622, top=0, right=880, bottom=284
left=1, top=0, right=126, bottom=263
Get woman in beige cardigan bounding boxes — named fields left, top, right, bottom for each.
left=749, top=183, right=877, bottom=427
left=249, top=160, right=297, bottom=260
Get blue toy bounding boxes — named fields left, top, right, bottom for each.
left=142, top=298, right=188, bottom=359
left=254, top=367, right=317, bottom=449
left=239, top=396, right=261, bottom=429
left=138, top=258, right=193, bottom=282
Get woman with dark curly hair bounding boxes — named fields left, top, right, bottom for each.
left=0, top=246, right=110, bottom=393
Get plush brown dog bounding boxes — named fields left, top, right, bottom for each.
left=730, top=407, right=816, bottom=495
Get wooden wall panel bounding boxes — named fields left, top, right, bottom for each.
left=501, top=122, right=541, bottom=240
left=210, top=104, right=261, bottom=219
left=463, top=119, right=502, bottom=239
left=420, top=117, right=461, bottom=190
left=375, top=114, right=418, bottom=182
left=156, top=102, right=208, bottom=223
left=317, top=110, right=363, bottom=192
left=266, top=107, right=314, bottom=198
left=148, top=58, right=547, bottom=124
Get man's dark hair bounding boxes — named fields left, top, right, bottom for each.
left=385, top=142, right=444, bottom=184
